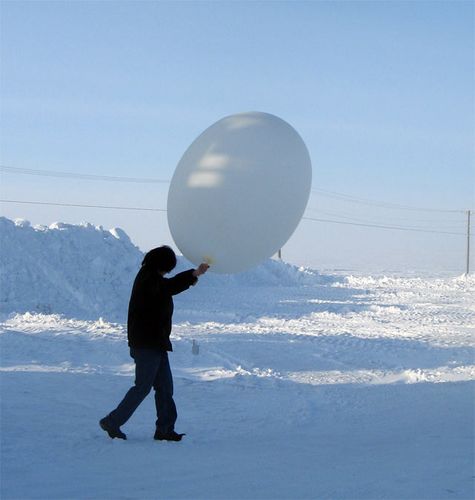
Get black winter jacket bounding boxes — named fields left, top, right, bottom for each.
left=127, top=265, right=197, bottom=351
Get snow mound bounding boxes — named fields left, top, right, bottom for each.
left=0, top=217, right=142, bottom=321
left=174, top=255, right=336, bottom=288
left=0, top=217, right=330, bottom=321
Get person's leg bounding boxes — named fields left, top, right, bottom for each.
left=153, top=351, right=178, bottom=435
left=108, top=348, right=161, bottom=427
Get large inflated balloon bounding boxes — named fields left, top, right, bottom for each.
left=167, top=111, right=312, bottom=274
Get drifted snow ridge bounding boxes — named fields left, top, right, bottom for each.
left=0, top=217, right=329, bottom=321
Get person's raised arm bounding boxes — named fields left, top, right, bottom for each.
left=160, top=263, right=210, bottom=295
left=192, top=263, right=210, bottom=278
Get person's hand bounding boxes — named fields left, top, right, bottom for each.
left=193, top=263, right=210, bottom=277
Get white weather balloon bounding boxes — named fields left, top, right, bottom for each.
left=167, top=111, right=312, bottom=274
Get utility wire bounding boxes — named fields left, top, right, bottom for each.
left=311, top=188, right=465, bottom=214
left=305, top=207, right=466, bottom=228
left=0, top=199, right=167, bottom=212
left=2, top=164, right=469, bottom=214
left=301, top=216, right=465, bottom=235
left=0, top=198, right=465, bottom=235
left=0, top=165, right=169, bottom=184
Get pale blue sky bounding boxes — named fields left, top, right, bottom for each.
left=1, top=0, right=474, bottom=273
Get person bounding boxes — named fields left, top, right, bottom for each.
left=99, top=245, right=209, bottom=441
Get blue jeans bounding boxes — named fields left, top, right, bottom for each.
left=109, top=347, right=177, bottom=434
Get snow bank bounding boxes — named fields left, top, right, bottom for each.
left=0, top=217, right=142, bottom=321
left=0, top=217, right=330, bottom=321
left=175, top=254, right=335, bottom=288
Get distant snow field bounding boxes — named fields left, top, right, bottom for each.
left=1, top=217, right=474, bottom=499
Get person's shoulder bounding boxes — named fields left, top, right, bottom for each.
left=135, top=265, right=156, bottom=284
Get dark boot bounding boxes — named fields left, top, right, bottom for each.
left=100, top=417, right=127, bottom=440
left=154, top=430, right=185, bottom=441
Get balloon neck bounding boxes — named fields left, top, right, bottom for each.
left=203, top=256, right=215, bottom=265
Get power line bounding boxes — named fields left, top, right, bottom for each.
left=0, top=198, right=465, bottom=235
left=2, top=164, right=470, bottom=214
left=301, top=216, right=465, bottom=236
left=305, top=207, right=466, bottom=229
left=311, top=188, right=465, bottom=214
left=0, top=165, right=169, bottom=184
left=0, top=199, right=167, bottom=212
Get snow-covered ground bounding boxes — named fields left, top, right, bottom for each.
left=1, top=218, right=474, bottom=499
